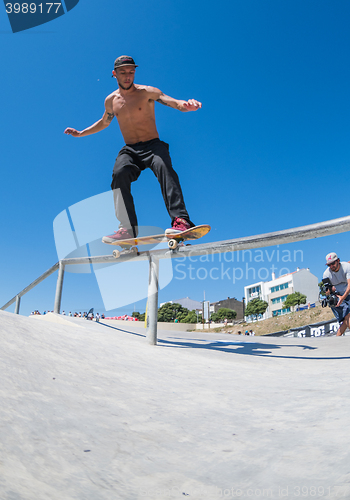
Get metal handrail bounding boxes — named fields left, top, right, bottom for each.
left=2, top=215, right=350, bottom=345
left=1, top=262, right=59, bottom=314
left=59, top=214, right=350, bottom=265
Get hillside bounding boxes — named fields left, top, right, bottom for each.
left=216, top=304, right=335, bottom=336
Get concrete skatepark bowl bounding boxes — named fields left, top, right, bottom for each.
left=1, top=310, right=350, bottom=499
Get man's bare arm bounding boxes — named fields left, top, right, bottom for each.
left=147, top=87, right=202, bottom=112
left=64, top=97, right=115, bottom=137
left=337, top=278, right=350, bottom=306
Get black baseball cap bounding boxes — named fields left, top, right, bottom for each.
left=114, top=55, right=138, bottom=70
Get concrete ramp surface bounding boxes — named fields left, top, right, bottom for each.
left=1, top=310, right=350, bottom=499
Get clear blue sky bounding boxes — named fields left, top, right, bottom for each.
left=1, top=0, right=350, bottom=316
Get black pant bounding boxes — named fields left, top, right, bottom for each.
left=111, top=138, right=190, bottom=236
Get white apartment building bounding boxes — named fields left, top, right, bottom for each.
left=244, top=268, right=319, bottom=319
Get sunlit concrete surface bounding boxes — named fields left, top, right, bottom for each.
left=1, top=310, right=350, bottom=500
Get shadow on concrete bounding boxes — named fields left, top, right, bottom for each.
left=96, top=323, right=350, bottom=360
left=97, top=321, right=146, bottom=338
left=157, top=338, right=350, bottom=360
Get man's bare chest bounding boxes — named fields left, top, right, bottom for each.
left=112, top=94, right=153, bottom=118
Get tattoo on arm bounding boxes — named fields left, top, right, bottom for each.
left=106, top=112, right=114, bottom=122
left=156, top=97, right=172, bottom=108
left=156, top=95, right=183, bottom=111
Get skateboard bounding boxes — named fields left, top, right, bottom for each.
left=103, top=224, right=211, bottom=259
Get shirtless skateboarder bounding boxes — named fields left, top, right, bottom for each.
left=64, top=55, right=202, bottom=243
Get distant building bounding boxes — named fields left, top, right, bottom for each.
left=244, top=268, right=319, bottom=319
left=160, top=297, right=202, bottom=311
left=210, top=297, right=244, bottom=320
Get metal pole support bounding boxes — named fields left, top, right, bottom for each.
left=147, top=255, right=159, bottom=345
left=14, top=295, right=21, bottom=315
left=54, top=261, right=65, bottom=314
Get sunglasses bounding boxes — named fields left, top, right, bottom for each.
left=328, top=261, right=339, bottom=267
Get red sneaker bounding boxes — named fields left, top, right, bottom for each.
left=102, top=228, right=134, bottom=244
left=165, top=217, right=192, bottom=235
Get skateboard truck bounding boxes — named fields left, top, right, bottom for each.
left=112, top=246, right=138, bottom=259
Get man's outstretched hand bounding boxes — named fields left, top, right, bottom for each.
left=64, top=128, right=81, bottom=137
left=183, top=99, right=202, bottom=111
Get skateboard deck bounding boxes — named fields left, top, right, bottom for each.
left=103, top=224, right=211, bottom=258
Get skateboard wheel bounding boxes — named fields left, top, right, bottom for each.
left=131, top=246, right=138, bottom=254
left=112, top=249, right=120, bottom=259
left=168, top=239, right=178, bottom=250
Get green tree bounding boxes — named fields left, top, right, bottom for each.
left=318, top=281, right=326, bottom=298
left=180, top=310, right=198, bottom=323
left=283, top=292, right=307, bottom=311
left=157, top=302, right=190, bottom=322
left=132, top=311, right=145, bottom=321
left=245, top=298, right=268, bottom=320
left=211, top=307, right=237, bottom=323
